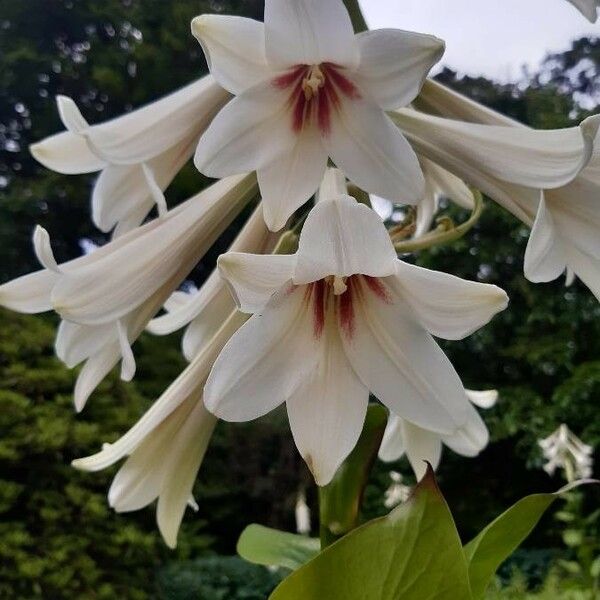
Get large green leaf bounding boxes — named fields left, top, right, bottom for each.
left=465, top=482, right=597, bottom=599
left=237, top=525, right=320, bottom=571
left=318, top=403, right=388, bottom=546
left=271, top=466, right=471, bottom=600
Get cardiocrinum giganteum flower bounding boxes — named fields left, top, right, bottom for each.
left=204, top=170, right=508, bottom=486
left=191, top=0, right=445, bottom=230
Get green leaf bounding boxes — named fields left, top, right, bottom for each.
left=318, top=403, right=388, bottom=546
left=271, top=466, right=472, bottom=600
left=464, top=481, right=597, bottom=599
left=237, top=525, right=320, bottom=571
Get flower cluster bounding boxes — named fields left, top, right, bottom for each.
left=539, top=424, right=594, bottom=482
left=1, top=0, right=599, bottom=547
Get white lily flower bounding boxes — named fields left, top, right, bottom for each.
left=191, top=0, right=446, bottom=231
left=147, top=204, right=278, bottom=361
left=72, top=312, right=245, bottom=548
left=204, top=170, right=508, bottom=486
left=393, top=106, right=600, bottom=300
left=415, top=157, right=474, bottom=238
left=539, top=424, right=594, bottom=481
left=565, top=0, right=600, bottom=21
left=379, top=389, right=498, bottom=480
left=0, top=175, right=256, bottom=410
left=49, top=174, right=256, bottom=326
left=30, top=76, right=229, bottom=234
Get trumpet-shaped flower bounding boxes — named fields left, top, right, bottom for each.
left=191, top=0, right=446, bottom=230
left=379, top=390, right=498, bottom=480
left=30, top=76, right=229, bottom=235
left=72, top=312, right=245, bottom=548
left=393, top=102, right=600, bottom=300
left=204, top=170, right=508, bottom=485
left=0, top=176, right=256, bottom=409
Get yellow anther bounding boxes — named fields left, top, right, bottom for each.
left=332, top=276, right=348, bottom=296
left=302, top=65, right=325, bottom=100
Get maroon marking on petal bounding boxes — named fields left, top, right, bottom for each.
left=273, top=66, right=306, bottom=90
left=293, top=90, right=308, bottom=133
left=363, top=276, right=392, bottom=303
left=323, top=64, right=361, bottom=99
left=317, top=89, right=331, bottom=135
left=312, top=280, right=326, bottom=339
left=338, top=278, right=356, bottom=340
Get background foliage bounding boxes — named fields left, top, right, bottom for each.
left=0, top=0, right=598, bottom=597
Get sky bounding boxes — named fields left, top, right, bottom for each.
left=362, top=0, right=599, bottom=81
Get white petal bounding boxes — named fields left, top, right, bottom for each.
left=416, top=79, right=522, bottom=127
left=73, top=314, right=241, bottom=470
left=563, top=244, right=600, bottom=302
left=466, top=389, right=498, bottom=409
left=294, top=196, right=397, bottom=284
left=318, top=168, right=349, bottom=203
left=565, top=0, right=600, bottom=22
left=156, top=398, right=216, bottom=549
left=92, top=165, right=153, bottom=233
left=0, top=269, right=57, bottom=314
left=391, top=260, right=509, bottom=340
left=341, top=277, right=470, bottom=434
left=30, top=130, right=106, bottom=174
left=191, top=15, right=271, bottom=94
left=162, top=291, right=193, bottom=313
left=442, top=405, right=489, bottom=457
left=326, top=99, right=424, bottom=204
left=264, top=0, right=358, bottom=69
left=394, top=109, right=600, bottom=190
left=370, top=196, right=393, bottom=221
left=402, top=420, right=442, bottom=480
left=524, top=196, right=567, bottom=283
left=147, top=204, right=276, bottom=335
left=148, top=273, right=229, bottom=336
left=545, top=170, right=600, bottom=262
left=73, top=345, right=121, bottom=412
left=109, top=398, right=192, bottom=512
left=217, top=252, right=296, bottom=313
left=286, top=322, right=368, bottom=486
left=355, top=29, right=444, bottom=110
left=55, top=320, right=117, bottom=368
left=181, top=298, right=234, bottom=361
left=415, top=189, right=438, bottom=238
left=52, top=175, right=256, bottom=325
left=204, top=284, right=319, bottom=422
left=117, top=320, right=136, bottom=382
left=258, top=128, right=328, bottom=231
left=33, top=226, right=61, bottom=273
left=421, top=157, right=474, bottom=210
left=378, top=414, right=406, bottom=463
left=92, top=132, right=197, bottom=233
left=195, top=83, right=295, bottom=178
left=56, top=77, right=228, bottom=165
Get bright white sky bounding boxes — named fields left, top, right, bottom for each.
left=361, top=0, right=599, bottom=81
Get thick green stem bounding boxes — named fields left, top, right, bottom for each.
left=318, top=405, right=388, bottom=549
left=394, top=190, right=484, bottom=254
left=343, top=0, right=368, bottom=33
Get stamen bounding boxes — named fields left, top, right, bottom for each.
left=302, top=65, right=325, bottom=100
left=332, top=276, right=348, bottom=296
